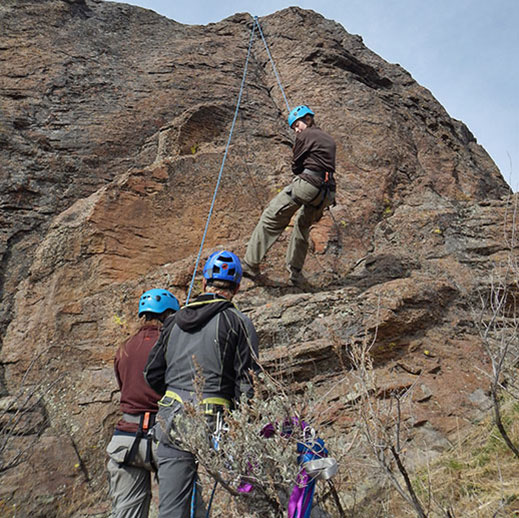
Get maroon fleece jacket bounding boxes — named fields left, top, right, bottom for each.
left=114, top=324, right=162, bottom=433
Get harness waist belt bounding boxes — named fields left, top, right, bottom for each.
left=121, top=412, right=155, bottom=432
left=302, top=168, right=326, bottom=180
left=120, top=411, right=157, bottom=471
left=161, top=389, right=231, bottom=410
left=122, top=412, right=146, bottom=424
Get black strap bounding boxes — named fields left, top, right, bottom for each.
left=145, top=412, right=158, bottom=472
left=309, top=172, right=332, bottom=208
left=122, top=412, right=157, bottom=470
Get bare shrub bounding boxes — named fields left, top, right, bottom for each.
left=475, top=193, right=519, bottom=459
left=159, top=369, right=346, bottom=518
left=346, top=335, right=429, bottom=518
left=0, top=348, right=55, bottom=474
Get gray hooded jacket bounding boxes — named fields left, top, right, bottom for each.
left=144, top=293, right=259, bottom=403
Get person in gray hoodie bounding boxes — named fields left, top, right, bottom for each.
left=144, top=250, right=259, bottom=518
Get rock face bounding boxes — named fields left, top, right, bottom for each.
left=0, top=1, right=512, bottom=516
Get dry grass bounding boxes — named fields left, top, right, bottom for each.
left=386, top=397, right=519, bottom=518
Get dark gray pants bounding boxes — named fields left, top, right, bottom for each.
left=157, top=440, right=205, bottom=518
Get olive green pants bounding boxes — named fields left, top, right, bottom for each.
left=245, top=177, right=334, bottom=272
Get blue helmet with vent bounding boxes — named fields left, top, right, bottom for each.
left=203, top=250, right=242, bottom=284
left=138, top=289, right=180, bottom=317
left=288, top=105, right=314, bottom=127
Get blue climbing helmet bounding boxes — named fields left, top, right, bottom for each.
left=203, top=250, right=243, bottom=284
left=288, top=105, right=314, bottom=128
left=138, top=289, right=180, bottom=317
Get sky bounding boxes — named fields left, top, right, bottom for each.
left=113, top=0, right=519, bottom=191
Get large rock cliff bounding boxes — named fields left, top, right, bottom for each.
left=0, top=0, right=512, bottom=516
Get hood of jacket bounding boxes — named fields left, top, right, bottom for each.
left=175, top=293, right=234, bottom=333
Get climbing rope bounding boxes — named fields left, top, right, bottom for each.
left=253, top=16, right=291, bottom=113
left=186, top=22, right=257, bottom=303
left=185, top=16, right=294, bottom=303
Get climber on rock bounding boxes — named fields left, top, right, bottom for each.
left=106, top=288, right=181, bottom=518
left=144, top=250, right=259, bottom=518
left=242, top=105, right=337, bottom=286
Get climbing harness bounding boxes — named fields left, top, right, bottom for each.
left=157, top=389, right=230, bottom=518
left=121, top=411, right=157, bottom=471
left=288, top=168, right=334, bottom=209
left=159, top=389, right=231, bottom=413
left=317, top=170, right=334, bottom=209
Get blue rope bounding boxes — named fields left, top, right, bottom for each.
left=183, top=18, right=293, bottom=518
left=205, top=480, right=218, bottom=518
left=185, top=22, right=257, bottom=304
left=254, top=16, right=291, bottom=114
left=190, top=479, right=197, bottom=518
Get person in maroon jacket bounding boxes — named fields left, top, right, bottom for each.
left=106, top=289, right=180, bottom=518
left=243, top=105, right=336, bottom=286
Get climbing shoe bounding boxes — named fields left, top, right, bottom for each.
left=286, top=266, right=304, bottom=286
left=242, top=262, right=260, bottom=279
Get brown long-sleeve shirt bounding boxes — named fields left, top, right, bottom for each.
left=291, top=126, right=336, bottom=189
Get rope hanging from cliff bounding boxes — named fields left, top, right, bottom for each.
left=186, top=22, right=257, bottom=303
left=253, top=16, right=292, bottom=113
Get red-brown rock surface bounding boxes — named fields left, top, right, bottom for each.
left=0, top=1, right=512, bottom=516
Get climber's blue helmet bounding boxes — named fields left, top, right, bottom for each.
left=203, top=250, right=243, bottom=284
left=288, top=105, right=314, bottom=128
left=138, top=289, right=180, bottom=317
